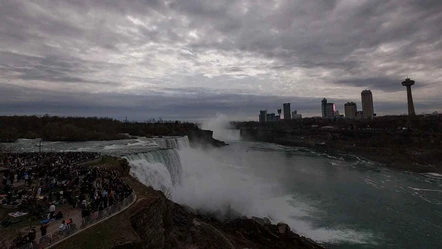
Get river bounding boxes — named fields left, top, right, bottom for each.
left=3, top=133, right=442, bottom=249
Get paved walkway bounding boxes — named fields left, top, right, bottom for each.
left=19, top=204, right=83, bottom=238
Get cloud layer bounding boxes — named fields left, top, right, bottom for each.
left=1, top=0, right=441, bottom=120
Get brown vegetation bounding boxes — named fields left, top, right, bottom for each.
left=0, top=115, right=199, bottom=142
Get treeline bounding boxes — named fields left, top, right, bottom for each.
left=0, top=115, right=199, bottom=142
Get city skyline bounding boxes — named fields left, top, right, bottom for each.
left=1, top=1, right=441, bottom=121
left=257, top=81, right=434, bottom=122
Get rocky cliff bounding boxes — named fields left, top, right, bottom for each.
left=187, top=129, right=227, bottom=148
left=128, top=187, right=324, bottom=249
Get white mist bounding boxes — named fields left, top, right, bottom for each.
left=200, top=113, right=240, bottom=142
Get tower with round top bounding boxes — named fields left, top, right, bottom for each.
left=402, top=78, right=416, bottom=116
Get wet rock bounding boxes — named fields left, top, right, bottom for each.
left=251, top=216, right=271, bottom=226
left=277, top=222, right=290, bottom=234
left=130, top=186, right=324, bottom=249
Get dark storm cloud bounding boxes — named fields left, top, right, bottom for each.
left=0, top=0, right=441, bottom=119
left=0, top=83, right=324, bottom=120
left=2, top=83, right=439, bottom=120
left=0, top=51, right=122, bottom=86
left=177, top=0, right=442, bottom=79
left=335, top=77, right=428, bottom=93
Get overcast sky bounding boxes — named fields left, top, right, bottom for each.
left=1, top=0, right=441, bottom=121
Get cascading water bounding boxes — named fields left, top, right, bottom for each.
left=150, top=136, right=190, bottom=149
left=125, top=149, right=184, bottom=192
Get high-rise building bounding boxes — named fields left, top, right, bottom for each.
left=266, top=113, right=277, bottom=122
left=344, top=102, right=357, bottom=118
left=361, top=90, right=374, bottom=119
left=402, top=78, right=416, bottom=116
left=292, top=110, right=302, bottom=119
left=283, top=103, right=291, bottom=120
left=325, top=103, right=336, bottom=118
left=321, top=98, right=327, bottom=118
left=259, top=110, right=267, bottom=122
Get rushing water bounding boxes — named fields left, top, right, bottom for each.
left=3, top=134, right=442, bottom=249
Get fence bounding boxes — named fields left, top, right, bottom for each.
left=13, top=193, right=136, bottom=249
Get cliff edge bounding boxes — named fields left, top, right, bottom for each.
left=187, top=129, right=227, bottom=148
left=128, top=187, right=323, bottom=249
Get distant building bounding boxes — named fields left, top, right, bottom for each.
left=259, top=110, right=267, bottom=123
left=361, top=90, right=374, bottom=119
left=344, top=102, right=357, bottom=118
left=292, top=110, right=302, bottom=119
left=356, top=111, right=364, bottom=119
left=266, top=113, right=279, bottom=122
left=401, top=78, right=416, bottom=116
left=321, top=98, right=327, bottom=118
left=325, top=103, right=336, bottom=118
left=283, top=103, right=291, bottom=120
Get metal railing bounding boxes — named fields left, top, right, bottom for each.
left=12, top=193, right=136, bottom=249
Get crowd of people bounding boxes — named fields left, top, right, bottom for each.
left=0, top=152, right=134, bottom=248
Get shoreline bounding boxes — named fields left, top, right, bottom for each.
left=239, top=128, right=442, bottom=174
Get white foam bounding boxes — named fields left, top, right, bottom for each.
left=426, top=173, right=442, bottom=178
left=201, top=113, right=240, bottom=141
left=409, top=187, right=442, bottom=193
left=170, top=147, right=377, bottom=245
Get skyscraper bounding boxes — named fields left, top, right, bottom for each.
left=344, top=102, right=357, bottom=118
left=361, top=90, right=374, bottom=119
left=292, top=110, right=302, bottom=119
left=259, top=110, right=267, bottom=122
left=402, top=78, right=416, bottom=116
left=325, top=103, right=336, bottom=118
left=283, top=103, right=291, bottom=120
left=321, top=98, right=327, bottom=118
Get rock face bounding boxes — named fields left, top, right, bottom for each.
left=187, top=129, right=227, bottom=148
left=128, top=188, right=324, bottom=249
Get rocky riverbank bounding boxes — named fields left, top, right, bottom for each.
left=240, top=128, right=442, bottom=173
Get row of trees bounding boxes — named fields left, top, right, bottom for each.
left=0, top=115, right=200, bottom=142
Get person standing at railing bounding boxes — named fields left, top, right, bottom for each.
left=109, top=189, right=115, bottom=206
left=40, top=223, right=48, bottom=237
left=58, top=220, right=67, bottom=235
left=27, top=227, right=36, bottom=243
left=49, top=203, right=56, bottom=219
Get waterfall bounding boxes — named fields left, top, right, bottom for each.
left=124, top=149, right=183, bottom=192
left=151, top=136, right=190, bottom=150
